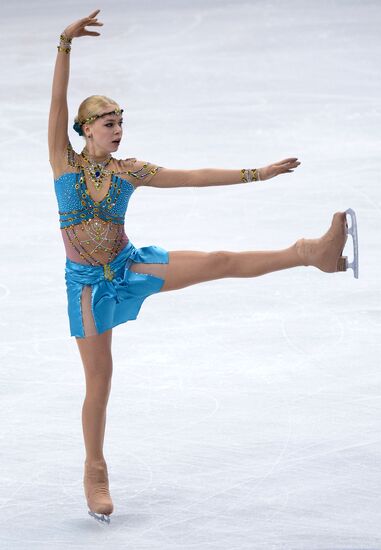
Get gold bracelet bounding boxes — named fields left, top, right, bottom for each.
left=60, top=32, right=72, bottom=43
left=250, top=168, right=259, bottom=182
left=241, top=168, right=259, bottom=183
left=57, top=45, right=71, bottom=53
left=57, top=32, right=72, bottom=53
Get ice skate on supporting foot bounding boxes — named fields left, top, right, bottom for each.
left=84, top=460, right=114, bottom=525
left=295, top=210, right=359, bottom=277
left=88, top=510, right=111, bottom=524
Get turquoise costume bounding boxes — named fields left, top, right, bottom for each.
left=64, top=241, right=168, bottom=338
left=54, top=144, right=169, bottom=338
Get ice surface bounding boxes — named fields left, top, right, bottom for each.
left=0, top=0, right=380, bottom=548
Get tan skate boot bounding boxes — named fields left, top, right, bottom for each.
left=295, top=212, right=348, bottom=273
left=84, top=459, right=114, bottom=524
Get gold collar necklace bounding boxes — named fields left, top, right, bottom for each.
left=80, top=148, right=114, bottom=190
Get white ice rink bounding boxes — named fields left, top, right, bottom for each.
left=1, top=0, right=380, bottom=548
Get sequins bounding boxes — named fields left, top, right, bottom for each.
left=55, top=171, right=133, bottom=229
left=122, top=164, right=161, bottom=179
left=67, top=142, right=76, bottom=167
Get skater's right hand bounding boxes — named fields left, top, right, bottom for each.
left=63, top=9, right=103, bottom=40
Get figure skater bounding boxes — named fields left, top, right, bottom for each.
left=48, top=9, right=359, bottom=524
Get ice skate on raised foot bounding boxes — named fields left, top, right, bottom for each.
left=84, top=459, right=114, bottom=524
left=344, top=208, right=359, bottom=278
left=295, top=209, right=359, bottom=278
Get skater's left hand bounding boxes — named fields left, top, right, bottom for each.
left=258, top=158, right=300, bottom=180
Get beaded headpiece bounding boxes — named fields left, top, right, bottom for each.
left=73, top=108, right=124, bottom=136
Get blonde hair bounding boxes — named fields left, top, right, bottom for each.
left=74, top=95, right=121, bottom=137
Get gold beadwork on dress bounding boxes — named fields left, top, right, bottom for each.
left=103, top=264, right=114, bottom=281
left=65, top=142, right=162, bottom=185
left=64, top=218, right=125, bottom=266
left=80, top=148, right=113, bottom=191
left=60, top=143, right=163, bottom=265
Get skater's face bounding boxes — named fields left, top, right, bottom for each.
left=84, top=107, right=123, bottom=153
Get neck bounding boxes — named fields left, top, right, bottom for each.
left=82, top=146, right=111, bottom=163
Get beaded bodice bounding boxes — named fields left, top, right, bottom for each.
left=54, top=170, right=133, bottom=227
left=53, top=142, right=162, bottom=266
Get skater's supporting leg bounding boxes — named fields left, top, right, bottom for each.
left=76, top=328, right=114, bottom=521
left=76, top=328, right=113, bottom=462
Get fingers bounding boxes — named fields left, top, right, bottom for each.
left=274, top=164, right=297, bottom=176
left=81, top=11, right=103, bottom=34
left=260, top=158, right=300, bottom=180
left=88, top=9, right=101, bottom=17
left=278, top=168, right=296, bottom=175
left=275, top=158, right=300, bottom=166
left=81, top=9, right=101, bottom=24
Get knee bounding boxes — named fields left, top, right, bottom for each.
left=85, top=371, right=113, bottom=406
left=84, top=359, right=113, bottom=391
left=210, top=251, right=232, bottom=277
left=86, top=357, right=112, bottom=376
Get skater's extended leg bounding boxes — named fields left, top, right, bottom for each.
left=227, top=243, right=303, bottom=277
left=160, top=212, right=348, bottom=292
left=160, top=245, right=302, bottom=293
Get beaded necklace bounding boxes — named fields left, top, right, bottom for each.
left=66, top=142, right=162, bottom=187
left=80, top=148, right=114, bottom=190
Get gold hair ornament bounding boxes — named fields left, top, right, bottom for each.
left=73, top=108, right=124, bottom=137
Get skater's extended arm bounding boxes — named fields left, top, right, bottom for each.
left=145, top=157, right=301, bottom=188
left=48, top=39, right=71, bottom=164
left=48, top=10, right=102, bottom=165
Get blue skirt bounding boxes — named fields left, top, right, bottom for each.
left=65, top=241, right=169, bottom=338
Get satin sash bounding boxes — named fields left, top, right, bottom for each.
left=65, top=241, right=169, bottom=337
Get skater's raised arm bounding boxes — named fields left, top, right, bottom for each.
left=143, top=157, right=301, bottom=188
left=48, top=9, right=103, bottom=166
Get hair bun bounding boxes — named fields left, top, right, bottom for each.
left=73, top=120, right=83, bottom=136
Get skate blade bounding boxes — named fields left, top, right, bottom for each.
left=344, top=208, right=359, bottom=279
left=88, top=510, right=111, bottom=524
